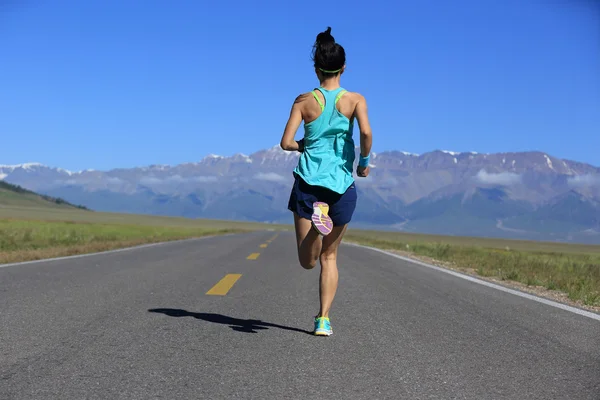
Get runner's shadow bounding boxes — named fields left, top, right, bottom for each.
left=148, top=308, right=313, bottom=335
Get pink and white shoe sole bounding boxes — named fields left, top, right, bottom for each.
left=311, top=202, right=333, bottom=236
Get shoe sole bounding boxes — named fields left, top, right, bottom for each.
left=314, top=330, right=333, bottom=336
left=311, top=202, right=333, bottom=236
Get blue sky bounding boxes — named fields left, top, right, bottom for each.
left=1, top=0, right=598, bottom=171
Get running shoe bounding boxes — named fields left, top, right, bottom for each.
left=314, top=316, right=333, bottom=336
left=311, top=202, right=333, bottom=236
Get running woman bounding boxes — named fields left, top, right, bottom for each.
left=279, top=27, right=373, bottom=336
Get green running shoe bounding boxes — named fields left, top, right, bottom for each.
left=314, top=316, right=333, bottom=336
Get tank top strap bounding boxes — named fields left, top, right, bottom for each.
left=335, top=89, right=347, bottom=104
left=311, top=90, right=324, bottom=112
left=313, top=87, right=346, bottom=112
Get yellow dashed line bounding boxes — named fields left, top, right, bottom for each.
left=206, top=274, right=242, bottom=296
left=247, top=253, right=260, bottom=260
left=260, top=244, right=268, bottom=248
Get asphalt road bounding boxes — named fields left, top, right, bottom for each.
left=1, top=231, right=599, bottom=399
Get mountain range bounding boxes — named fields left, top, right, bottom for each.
left=2, top=146, right=600, bottom=243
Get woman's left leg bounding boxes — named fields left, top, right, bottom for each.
left=293, top=212, right=322, bottom=270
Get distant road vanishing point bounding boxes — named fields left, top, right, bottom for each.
left=1, top=231, right=598, bottom=399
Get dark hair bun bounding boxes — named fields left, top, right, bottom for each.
left=316, top=27, right=335, bottom=46
left=311, top=27, right=346, bottom=76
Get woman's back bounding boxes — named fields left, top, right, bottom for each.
left=300, top=87, right=361, bottom=125
left=293, top=86, right=360, bottom=194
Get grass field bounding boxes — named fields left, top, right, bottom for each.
left=0, top=206, right=289, bottom=265
left=1, top=205, right=598, bottom=309
left=0, top=181, right=87, bottom=210
left=344, top=230, right=600, bottom=308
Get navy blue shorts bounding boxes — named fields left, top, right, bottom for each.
left=287, top=173, right=357, bottom=226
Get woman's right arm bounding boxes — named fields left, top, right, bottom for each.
left=280, top=94, right=307, bottom=152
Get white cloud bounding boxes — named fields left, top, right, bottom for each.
left=475, top=170, right=521, bottom=186
left=568, top=174, right=600, bottom=187
left=139, top=175, right=218, bottom=185
left=253, top=172, right=287, bottom=182
left=194, top=176, right=217, bottom=183
left=192, top=176, right=218, bottom=183
left=169, top=175, right=218, bottom=183
left=139, top=177, right=161, bottom=185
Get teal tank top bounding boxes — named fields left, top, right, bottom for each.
left=293, top=87, right=355, bottom=194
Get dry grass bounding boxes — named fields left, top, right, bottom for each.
left=0, top=219, right=241, bottom=264
left=346, top=229, right=600, bottom=255
left=2, top=239, right=166, bottom=264
left=2, top=206, right=599, bottom=309
left=0, top=205, right=290, bottom=231
left=345, top=229, right=600, bottom=308
left=0, top=206, right=288, bottom=264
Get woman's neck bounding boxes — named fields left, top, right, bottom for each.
left=319, top=76, right=341, bottom=90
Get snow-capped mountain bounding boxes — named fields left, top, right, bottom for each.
left=3, top=146, right=600, bottom=243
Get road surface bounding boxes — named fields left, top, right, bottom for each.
left=1, top=231, right=599, bottom=399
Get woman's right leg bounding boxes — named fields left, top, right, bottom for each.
left=317, top=223, right=347, bottom=319
left=293, top=212, right=322, bottom=270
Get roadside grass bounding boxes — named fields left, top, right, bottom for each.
left=0, top=219, right=242, bottom=264
left=0, top=205, right=289, bottom=231
left=0, top=206, right=288, bottom=265
left=345, top=230, right=600, bottom=308
left=2, top=205, right=599, bottom=308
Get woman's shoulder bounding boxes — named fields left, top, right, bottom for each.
left=291, top=89, right=366, bottom=106
left=341, top=90, right=365, bottom=100
left=339, top=90, right=366, bottom=109
left=292, top=91, right=316, bottom=105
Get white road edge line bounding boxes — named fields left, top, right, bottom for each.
left=346, top=242, right=600, bottom=322
left=0, top=233, right=238, bottom=269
